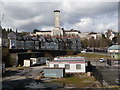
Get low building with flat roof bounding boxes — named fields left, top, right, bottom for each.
left=46, top=56, right=86, bottom=73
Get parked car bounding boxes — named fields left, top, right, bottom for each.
left=99, top=58, right=105, bottom=62
left=81, top=49, right=86, bottom=53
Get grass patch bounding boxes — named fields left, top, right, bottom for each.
left=53, top=73, right=102, bottom=88
left=63, top=53, right=112, bottom=60
left=77, top=53, right=112, bottom=59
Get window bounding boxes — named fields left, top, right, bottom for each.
left=113, top=56, right=114, bottom=58
left=65, top=64, right=70, bottom=69
left=76, top=64, right=81, bottom=69
left=54, top=64, right=59, bottom=68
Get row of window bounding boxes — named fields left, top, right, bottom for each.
left=9, top=40, right=80, bottom=50
left=54, top=64, right=81, bottom=69
left=109, top=52, right=119, bottom=54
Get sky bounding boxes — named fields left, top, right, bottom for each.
left=0, top=0, right=119, bottom=33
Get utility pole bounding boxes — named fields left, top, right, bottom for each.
left=0, top=1, right=2, bottom=90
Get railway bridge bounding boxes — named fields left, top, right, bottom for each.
left=9, top=49, right=68, bottom=66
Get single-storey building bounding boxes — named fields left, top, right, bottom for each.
left=46, top=56, right=86, bottom=73
left=108, top=45, right=120, bottom=59
left=24, top=57, right=48, bottom=67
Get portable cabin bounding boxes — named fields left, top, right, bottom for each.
left=24, top=59, right=31, bottom=67
left=47, top=56, right=86, bottom=73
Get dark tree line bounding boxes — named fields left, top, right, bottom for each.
left=2, top=28, right=18, bottom=35
left=2, top=48, right=15, bottom=67
left=81, top=35, right=113, bottom=49
left=2, top=28, right=29, bottom=37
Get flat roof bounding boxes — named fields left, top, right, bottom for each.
left=108, top=45, right=120, bottom=50
left=44, top=67, right=64, bottom=69
left=50, top=60, right=85, bottom=62
left=54, top=57, right=85, bottom=61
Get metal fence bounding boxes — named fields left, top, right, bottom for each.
left=91, top=60, right=120, bottom=86
left=87, top=61, right=103, bottom=86
left=92, top=66, right=103, bottom=86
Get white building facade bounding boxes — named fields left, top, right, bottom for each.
left=108, top=45, right=120, bottom=54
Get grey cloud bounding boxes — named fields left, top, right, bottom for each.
left=2, top=2, right=118, bottom=32
left=61, top=2, right=117, bottom=24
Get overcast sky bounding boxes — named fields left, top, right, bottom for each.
left=0, top=1, right=118, bottom=33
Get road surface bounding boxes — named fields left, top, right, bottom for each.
left=90, top=59, right=119, bottom=86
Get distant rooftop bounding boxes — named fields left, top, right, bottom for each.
left=44, top=67, right=64, bottom=69
left=55, top=56, right=84, bottom=59
left=89, top=32, right=97, bottom=34
left=108, top=45, right=120, bottom=50
left=50, top=60, right=85, bottom=63
left=53, top=56, right=85, bottom=62
left=65, top=30, right=81, bottom=33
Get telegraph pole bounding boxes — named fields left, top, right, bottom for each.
left=0, top=0, right=3, bottom=90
